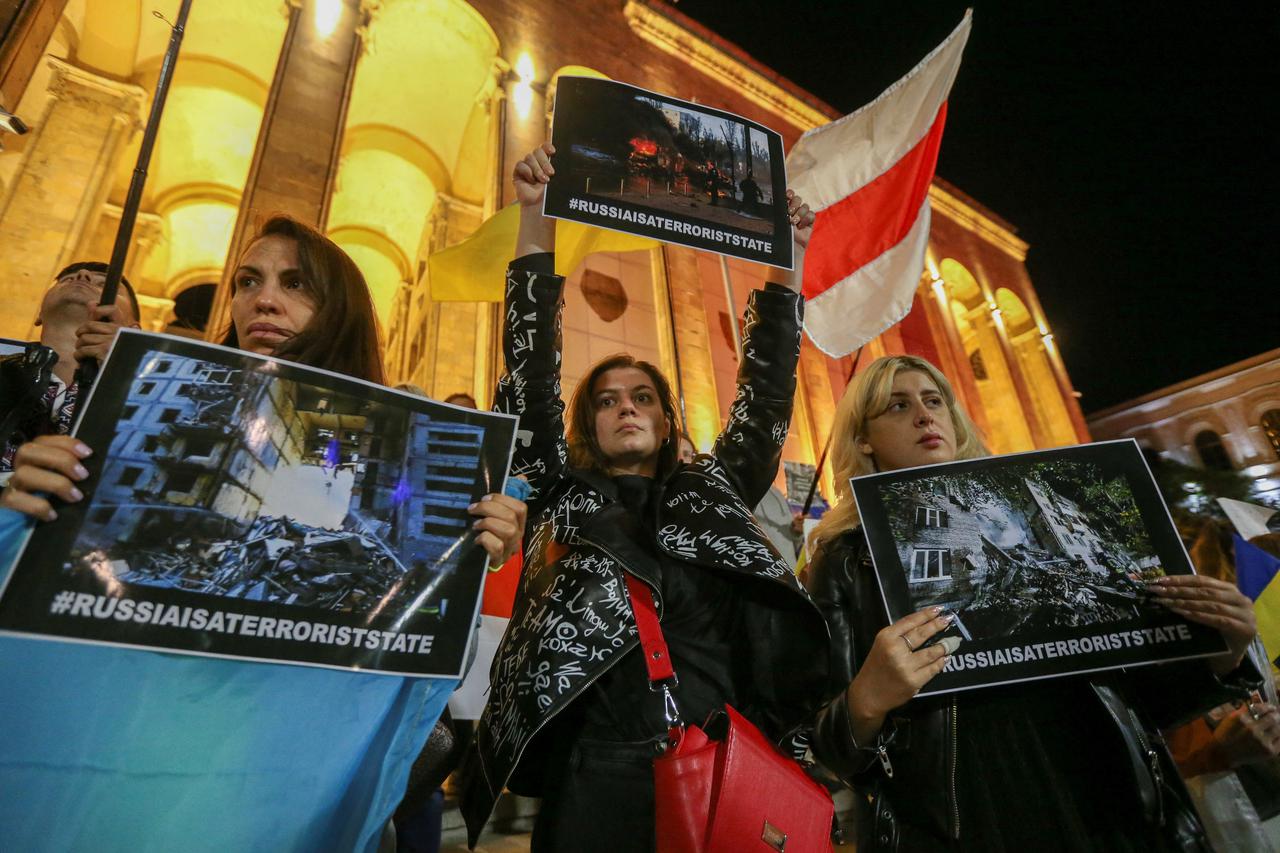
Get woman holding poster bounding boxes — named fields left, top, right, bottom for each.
left=805, top=354, right=1262, bottom=852
left=0, top=217, right=526, bottom=850
left=455, top=143, right=829, bottom=850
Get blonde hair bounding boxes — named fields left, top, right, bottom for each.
left=810, top=355, right=988, bottom=550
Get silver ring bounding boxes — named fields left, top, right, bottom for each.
left=1249, top=703, right=1263, bottom=722
left=902, top=635, right=915, bottom=653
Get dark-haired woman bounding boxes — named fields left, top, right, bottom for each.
left=456, top=143, right=831, bottom=850
left=0, top=216, right=525, bottom=850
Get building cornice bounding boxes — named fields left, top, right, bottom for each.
left=623, top=0, right=838, bottom=131
left=1087, top=348, right=1280, bottom=426
left=928, top=181, right=1028, bottom=261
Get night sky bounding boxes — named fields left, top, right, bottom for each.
left=675, top=0, right=1279, bottom=413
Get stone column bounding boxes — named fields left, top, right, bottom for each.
left=207, top=0, right=365, bottom=340
left=0, top=0, right=68, bottom=114
left=0, top=56, right=143, bottom=339
left=919, top=279, right=993, bottom=442
left=986, top=308, right=1050, bottom=448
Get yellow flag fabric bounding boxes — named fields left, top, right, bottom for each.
left=428, top=204, right=661, bottom=302
left=1255, top=579, right=1280, bottom=667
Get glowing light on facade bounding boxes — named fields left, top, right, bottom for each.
left=513, top=52, right=535, bottom=119
left=314, top=0, right=342, bottom=38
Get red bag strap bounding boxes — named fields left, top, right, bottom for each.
left=623, top=572, right=675, bottom=684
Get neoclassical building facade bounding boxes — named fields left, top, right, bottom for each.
left=1088, top=348, right=1280, bottom=503
left=0, top=0, right=1088, bottom=499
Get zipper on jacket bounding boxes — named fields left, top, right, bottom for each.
left=1127, top=706, right=1164, bottom=827
left=949, top=697, right=960, bottom=839
left=1096, top=690, right=1163, bottom=826
left=876, top=742, right=893, bottom=778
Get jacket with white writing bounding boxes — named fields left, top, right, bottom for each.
left=456, top=262, right=830, bottom=845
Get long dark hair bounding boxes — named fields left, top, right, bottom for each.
left=221, top=215, right=385, bottom=385
left=566, top=353, right=681, bottom=479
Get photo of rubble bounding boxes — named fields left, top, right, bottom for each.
left=73, top=352, right=487, bottom=616
left=0, top=331, right=516, bottom=677
left=877, top=455, right=1162, bottom=641
left=851, top=441, right=1227, bottom=694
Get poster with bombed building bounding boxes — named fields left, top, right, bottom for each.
left=0, top=330, right=517, bottom=678
left=852, top=440, right=1227, bottom=696
left=545, top=76, right=792, bottom=268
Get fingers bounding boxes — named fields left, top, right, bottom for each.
left=889, top=605, right=946, bottom=636
left=473, top=530, right=506, bottom=566
left=1, top=437, right=93, bottom=522
left=785, top=190, right=815, bottom=228
left=522, top=148, right=555, bottom=184
left=902, top=611, right=955, bottom=652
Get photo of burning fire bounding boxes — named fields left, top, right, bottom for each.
left=554, top=78, right=781, bottom=237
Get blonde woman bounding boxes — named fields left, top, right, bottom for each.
left=805, top=354, right=1261, bottom=852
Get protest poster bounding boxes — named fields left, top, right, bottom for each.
left=852, top=439, right=1227, bottom=696
left=545, top=76, right=792, bottom=269
left=0, top=330, right=517, bottom=678
left=784, top=460, right=828, bottom=516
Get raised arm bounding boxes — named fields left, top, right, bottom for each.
left=711, top=191, right=813, bottom=507
left=493, top=144, right=568, bottom=511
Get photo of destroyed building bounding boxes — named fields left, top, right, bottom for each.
left=879, top=458, right=1166, bottom=639
left=74, top=351, right=486, bottom=615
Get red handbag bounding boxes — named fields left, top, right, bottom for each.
left=623, top=572, right=834, bottom=853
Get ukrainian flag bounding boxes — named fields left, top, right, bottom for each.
left=429, top=203, right=660, bottom=302
left=1235, top=534, right=1280, bottom=667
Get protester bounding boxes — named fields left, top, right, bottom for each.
left=0, top=262, right=141, bottom=483
left=804, top=353, right=1263, bottom=851
left=456, top=142, right=829, bottom=850
left=676, top=430, right=696, bottom=464
left=752, top=482, right=802, bottom=571
left=0, top=217, right=525, bottom=850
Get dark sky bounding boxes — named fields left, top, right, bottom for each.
left=674, top=0, right=1279, bottom=413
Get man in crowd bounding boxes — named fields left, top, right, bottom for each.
left=0, top=262, right=140, bottom=484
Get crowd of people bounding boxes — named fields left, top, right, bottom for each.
left=0, top=139, right=1276, bottom=853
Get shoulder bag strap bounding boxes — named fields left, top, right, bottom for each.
left=623, top=572, right=684, bottom=728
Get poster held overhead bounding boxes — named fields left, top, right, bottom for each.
left=852, top=439, right=1227, bottom=696
left=545, top=76, right=793, bottom=269
left=0, top=330, right=517, bottom=678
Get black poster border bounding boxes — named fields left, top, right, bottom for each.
left=850, top=439, right=1227, bottom=697
left=544, top=76, right=793, bottom=269
left=0, top=330, right=517, bottom=679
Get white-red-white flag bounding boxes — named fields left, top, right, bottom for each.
left=787, top=10, right=972, bottom=357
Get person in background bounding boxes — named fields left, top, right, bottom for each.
left=444, top=392, right=477, bottom=409
left=0, top=262, right=141, bottom=484
left=752, top=481, right=803, bottom=571
left=804, top=353, right=1262, bottom=852
left=676, top=430, right=696, bottom=464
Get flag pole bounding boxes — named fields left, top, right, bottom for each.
left=802, top=345, right=865, bottom=517
left=71, top=0, right=195, bottom=405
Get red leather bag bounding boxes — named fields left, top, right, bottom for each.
left=624, top=573, right=834, bottom=853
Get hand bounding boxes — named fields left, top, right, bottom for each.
left=0, top=435, right=93, bottom=521
left=468, top=492, right=528, bottom=567
left=1213, top=702, right=1280, bottom=767
left=514, top=143, right=557, bottom=257
left=789, top=512, right=805, bottom=537
left=1147, top=574, right=1256, bottom=673
left=514, top=142, right=555, bottom=208
left=845, top=606, right=956, bottom=744
left=786, top=189, right=815, bottom=249
left=74, top=303, right=138, bottom=364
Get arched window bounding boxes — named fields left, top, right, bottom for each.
left=1262, top=409, right=1280, bottom=459
left=1194, top=430, right=1233, bottom=471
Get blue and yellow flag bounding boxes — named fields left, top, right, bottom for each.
left=429, top=203, right=660, bottom=302
left=1235, top=533, right=1280, bottom=667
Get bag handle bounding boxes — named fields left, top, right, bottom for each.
left=623, top=572, right=684, bottom=728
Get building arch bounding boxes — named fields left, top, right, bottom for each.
left=995, top=287, right=1075, bottom=446
left=941, top=262, right=1031, bottom=453
left=1260, top=408, right=1280, bottom=460
left=1194, top=429, right=1233, bottom=471
left=328, top=0, right=501, bottom=325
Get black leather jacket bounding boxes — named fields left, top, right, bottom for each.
left=456, top=262, right=830, bottom=845
left=807, top=529, right=1260, bottom=852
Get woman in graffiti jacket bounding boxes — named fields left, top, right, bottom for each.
left=805, top=354, right=1263, bottom=852
left=456, top=143, right=831, bottom=850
